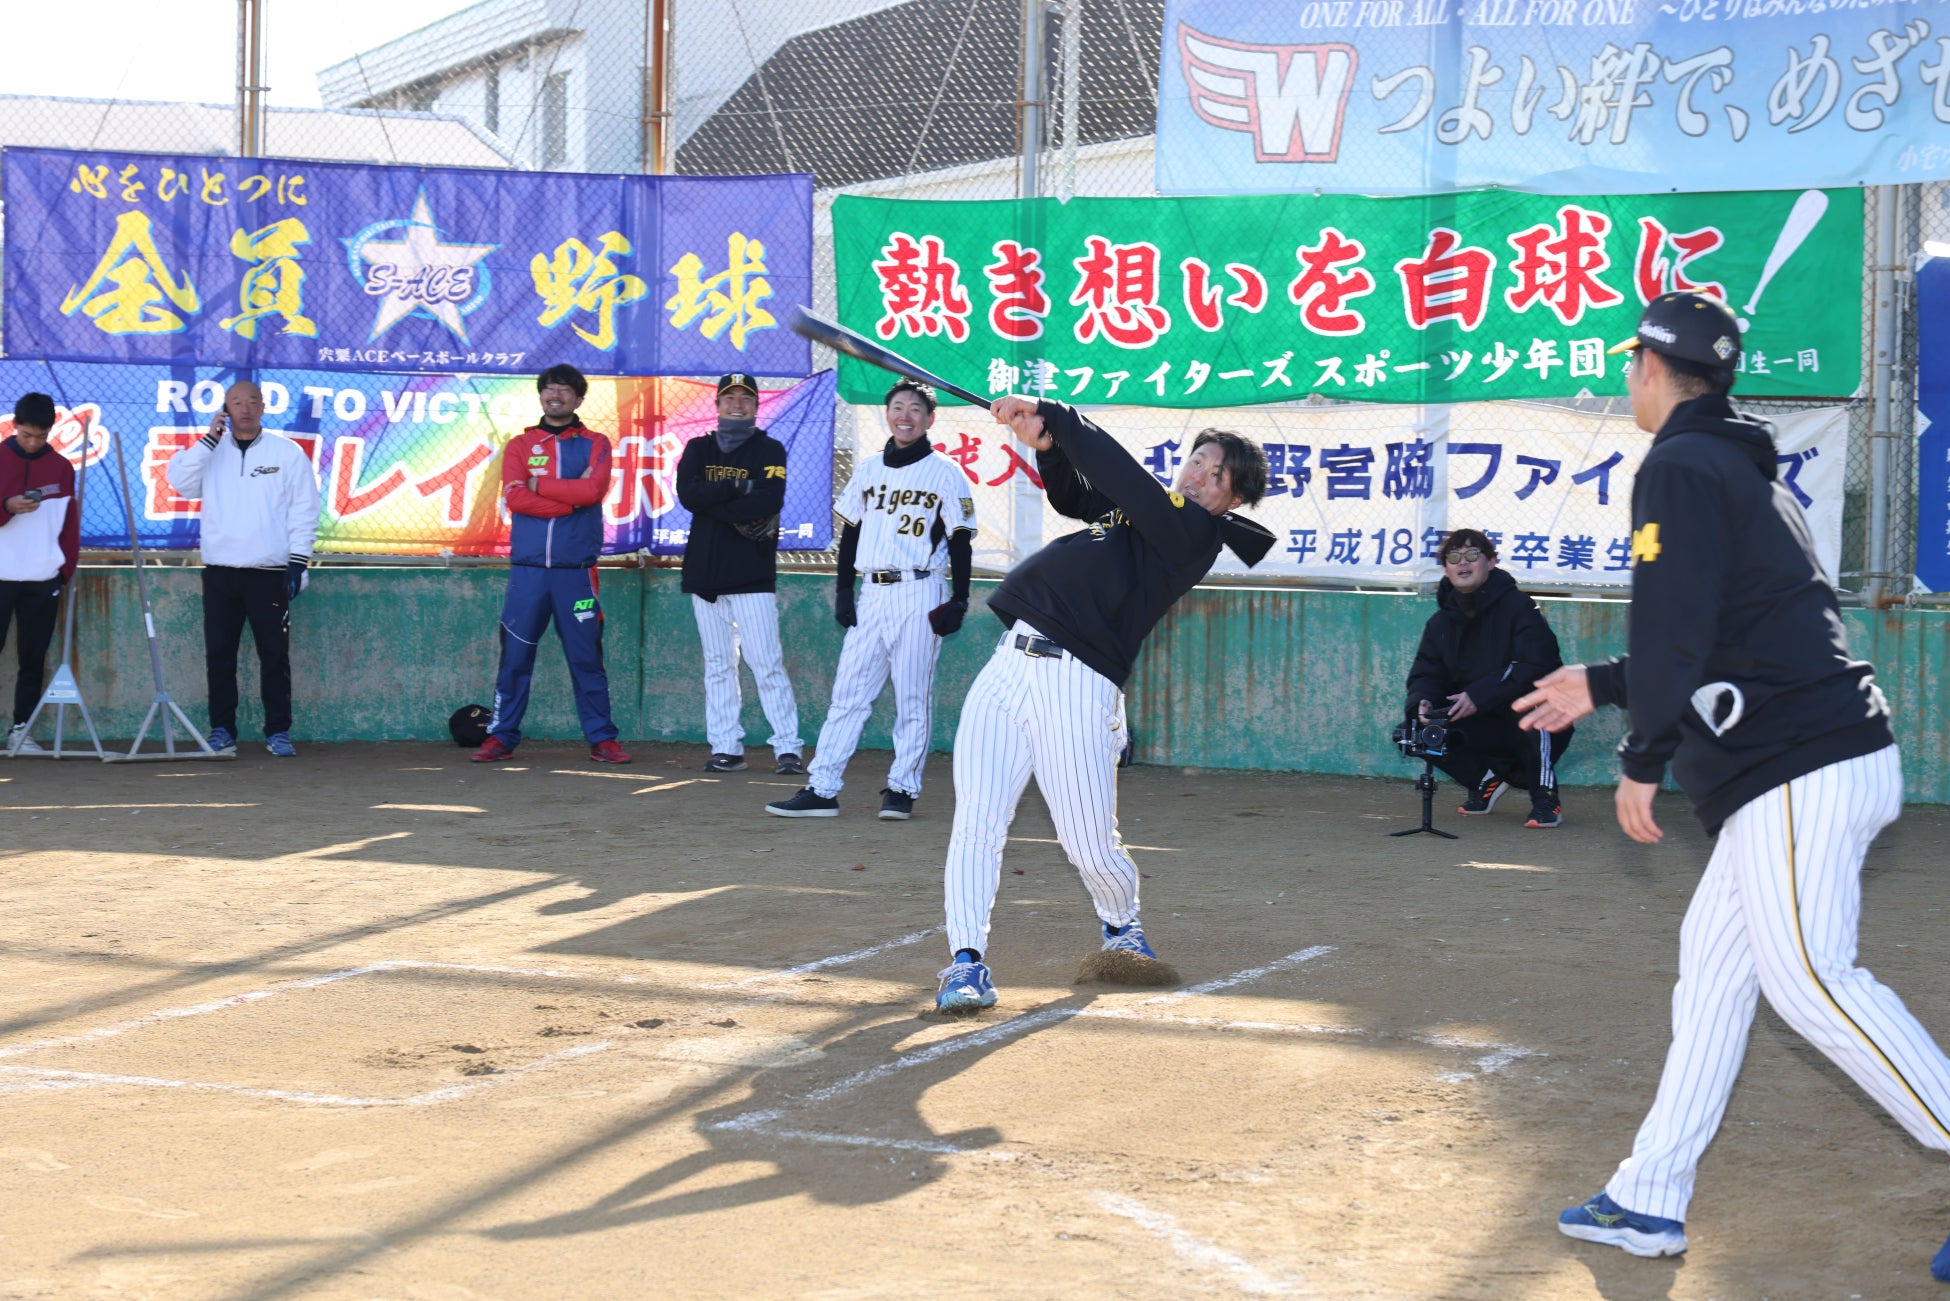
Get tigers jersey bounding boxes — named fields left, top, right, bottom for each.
left=834, top=447, right=977, bottom=571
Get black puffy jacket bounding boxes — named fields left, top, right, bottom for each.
left=1404, top=567, right=1564, bottom=719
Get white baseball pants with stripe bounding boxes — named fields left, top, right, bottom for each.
left=1607, top=744, right=1950, bottom=1222
left=807, top=576, right=944, bottom=799
left=691, top=593, right=802, bottom=757
left=943, top=623, right=1137, bottom=956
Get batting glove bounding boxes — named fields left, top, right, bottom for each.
left=835, top=586, right=857, bottom=629
left=285, top=558, right=310, bottom=601
left=927, top=599, right=967, bottom=637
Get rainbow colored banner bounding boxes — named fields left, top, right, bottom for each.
left=0, top=360, right=836, bottom=556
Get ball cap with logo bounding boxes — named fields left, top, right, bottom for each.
left=1607, top=290, right=1743, bottom=367
left=716, top=372, right=758, bottom=397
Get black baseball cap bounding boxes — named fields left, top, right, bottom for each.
left=716, top=372, right=758, bottom=397
left=1608, top=291, right=1742, bottom=367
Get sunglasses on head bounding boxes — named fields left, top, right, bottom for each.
left=1443, top=548, right=1486, bottom=565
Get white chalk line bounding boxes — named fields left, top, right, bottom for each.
left=1095, top=1194, right=1299, bottom=1296
left=749, top=1127, right=1016, bottom=1159
left=1078, top=1011, right=1539, bottom=1078
left=0, top=1042, right=613, bottom=1107
left=707, top=927, right=943, bottom=988
left=1140, top=945, right=1337, bottom=1006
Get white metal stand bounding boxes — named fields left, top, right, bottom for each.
left=103, top=425, right=229, bottom=762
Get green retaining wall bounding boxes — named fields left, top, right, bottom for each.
left=14, top=567, right=1950, bottom=804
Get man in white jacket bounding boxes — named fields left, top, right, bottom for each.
left=166, top=381, right=320, bottom=757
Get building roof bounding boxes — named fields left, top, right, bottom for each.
left=676, top=0, right=1161, bottom=188
left=0, top=95, right=519, bottom=168
left=316, top=0, right=584, bottom=107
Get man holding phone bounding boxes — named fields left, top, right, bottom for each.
left=1, top=392, right=79, bottom=755
left=166, top=381, right=320, bottom=757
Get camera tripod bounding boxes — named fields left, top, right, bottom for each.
left=1390, top=757, right=1457, bottom=839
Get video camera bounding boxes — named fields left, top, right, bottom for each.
left=1392, top=706, right=1450, bottom=760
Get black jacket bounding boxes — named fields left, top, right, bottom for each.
left=1585, top=394, right=1891, bottom=833
left=676, top=430, right=788, bottom=598
left=1404, top=568, right=1563, bottom=718
left=986, top=401, right=1274, bottom=687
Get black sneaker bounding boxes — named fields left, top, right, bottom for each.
left=1526, top=787, right=1562, bottom=829
left=878, top=788, right=915, bottom=821
left=1459, top=775, right=1506, bottom=815
left=767, top=787, right=839, bottom=817
left=704, top=753, right=748, bottom=772
left=775, top=753, right=806, bottom=776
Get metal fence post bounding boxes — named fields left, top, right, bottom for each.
left=1867, top=184, right=1900, bottom=606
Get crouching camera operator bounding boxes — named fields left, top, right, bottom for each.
left=1404, top=529, right=1574, bottom=828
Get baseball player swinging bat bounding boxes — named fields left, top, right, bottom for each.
left=787, top=307, right=994, bottom=408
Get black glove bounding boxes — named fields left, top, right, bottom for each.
left=285, top=559, right=309, bottom=602
left=927, top=598, right=968, bottom=637
left=835, top=585, right=857, bottom=629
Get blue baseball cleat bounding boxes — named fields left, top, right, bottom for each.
left=1931, top=1228, right=1949, bottom=1283
left=266, top=732, right=297, bottom=758
left=1101, top=920, right=1156, bottom=959
left=935, top=960, right=997, bottom=1012
left=1558, top=1192, right=1687, bottom=1258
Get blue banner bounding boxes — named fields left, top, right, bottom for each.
left=0, top=359, right=834, bottom=556
left=1916, top=255, right=1950, bottom=592
left=1157, top=0, right=1950, bottom=195
left=1, top=148, right=813, bottom=377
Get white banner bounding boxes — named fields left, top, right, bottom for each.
left=851, top=401, right=1847, bottom=587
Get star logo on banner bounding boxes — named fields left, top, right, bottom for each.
left=344, top=189, right=497, bottom=344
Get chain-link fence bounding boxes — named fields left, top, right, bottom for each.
left=0, top=0, right=1926, bottom=599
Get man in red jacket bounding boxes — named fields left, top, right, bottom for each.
left=1, top=392, right=80, bottom=755
left=472, top=365, right=630, bottom=765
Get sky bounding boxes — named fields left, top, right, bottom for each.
left=7, top=0, right=481, bottom=109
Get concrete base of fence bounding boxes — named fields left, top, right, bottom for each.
left=14, top=566, right=1950, bottom=805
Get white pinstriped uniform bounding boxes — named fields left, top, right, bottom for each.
left=692, top=592, right=802, bottom=758
left=1608, top=743, right=1950, bottom=1221
left=806, top=450, right=976, bottom=799
left=943, top=621, right=1136, bottom=955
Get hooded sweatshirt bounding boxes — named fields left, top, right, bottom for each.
left=986, top=400, right=1275, bottom=688
left=1585, top=393, right=1891, bottom=833
left=0, top=435, right=80, bottom=583
left=1403, top=567, right=1563, bottom=718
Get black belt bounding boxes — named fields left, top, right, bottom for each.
left=868, top=568, right=932, bottom=584
left=1013, top=634, right=1066, bottom=659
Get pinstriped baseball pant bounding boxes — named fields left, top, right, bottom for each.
left=943, top=624, right=1138, bottom=957
left=1608, top=745, right=1950, bottom=1222
left=691, top=593, right=802, bottom=757
left=806, top=576, right=944, bottom=799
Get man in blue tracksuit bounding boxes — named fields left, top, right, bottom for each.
left=472, top=364, right=631, bottom=764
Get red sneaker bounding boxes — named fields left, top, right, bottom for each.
left=589, top=739, right=632, bottom=764
left=471, top=736, right=515, bottom=763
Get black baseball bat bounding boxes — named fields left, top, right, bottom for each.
left=786, top=306, right=994, bottom=409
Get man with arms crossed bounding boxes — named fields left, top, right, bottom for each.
left=934, top=396, right=1272, bottom=1012
left=768, top=379, right=976, bottom=820
left=677, top=373, right=804, bottom=775
left=470, top=364, right=630, bottom=765
left=1517, top=291, right=1950, bottom=1281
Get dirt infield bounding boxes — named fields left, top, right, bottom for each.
left=1, top=743, right=1946, bottom=1299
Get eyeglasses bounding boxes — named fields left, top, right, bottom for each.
left=1443, top=548, right=1485, bottom=565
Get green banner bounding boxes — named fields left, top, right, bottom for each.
left=833, top=190, right=1862, bottom=408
